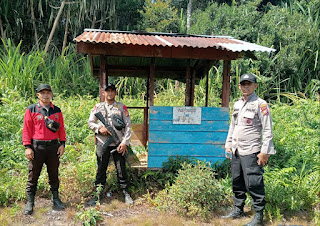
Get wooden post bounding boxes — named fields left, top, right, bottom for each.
left=221, top=60, right=231, bottom=107
left=205, top=69, right=209, bottom=107
left=143, top=107, right=148, bottom=147
left=185, top=59, right=191, bottom=106
left=149, top=58, right=155, bottom=106
left=144, top=75, right=150, bottom=147
left=190, top=68, right=196, bottom=106
left=99, top=55, right=107, bottom=102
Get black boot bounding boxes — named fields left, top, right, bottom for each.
left=52, top=191, right=65, bottom=210
left=24, top=193, right=35, bottom=215
left=244, top=211, right=264, bottom=226
left=221, top=206, right=244, bottom=219
left=122, top=190, right=133, bottom=205
left=87, top=188, right=104, bottom=206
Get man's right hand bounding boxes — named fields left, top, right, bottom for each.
left=99, top=126, right=112, bottom=136
left=25, top=148, right=34, bottom=160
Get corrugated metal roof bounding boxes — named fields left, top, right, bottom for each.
left=74, top=29, right=276, bottom=53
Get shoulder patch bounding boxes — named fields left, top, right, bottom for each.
left=91, top=105, right=97, bottom=112
left=260, top=104, right=269, bottom=116
left=123, top=105, right=129, bottom=117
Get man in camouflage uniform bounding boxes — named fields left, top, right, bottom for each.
left=87, top=83, right=133, bottom=205
left=222, top=73, right=275, bottom=226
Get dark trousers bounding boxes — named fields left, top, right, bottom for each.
left=231, top=150, right=266, bottom=212
left=95, top=145, right=128, bottom=190
left=26, top=140, right=60, bottom=195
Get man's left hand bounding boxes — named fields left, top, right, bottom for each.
left=57, top=145, right=65, bottom=158
left=257, top=152, right=269, bottom=166
left=117, top=143, right=127, bottom=156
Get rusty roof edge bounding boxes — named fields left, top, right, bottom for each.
left=227, top=38, right=276, bottom=52
left=82, top=28, right=234, bottom=39
left=75, top=29, right=276, bottom=53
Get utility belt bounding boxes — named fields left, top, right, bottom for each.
left=32, top=139, right=59, bottom=146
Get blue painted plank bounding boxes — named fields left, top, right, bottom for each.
left=149, top=120, right=229, bottom=132
left=149, top=106, right=229, bottom=121
left=147, top=156, right=226, bottom=168
left=148, top=143, right=225, bottom=157
left=149, top=131, right=228, bottom=144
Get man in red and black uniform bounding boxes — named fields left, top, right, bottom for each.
left=22, top=83, right=66, bottom=215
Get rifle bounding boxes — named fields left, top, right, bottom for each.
left=94, top=111, right=121, bottom=149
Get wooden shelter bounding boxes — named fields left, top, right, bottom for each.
left=74, top=29, right=275, bottom=167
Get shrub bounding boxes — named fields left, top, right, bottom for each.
left=153, top=161, right=230, bottom=219
left=264, top=164, right=320, bottom=221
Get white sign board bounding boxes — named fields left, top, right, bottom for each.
left=173, top=107, right=202, bottom=124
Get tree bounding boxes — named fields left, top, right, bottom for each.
left=139, top=0, right=180, bottom=33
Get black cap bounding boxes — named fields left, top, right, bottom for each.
left=240, top=73, right=257, bottom=83
left=104, top=83, right=116, bottom=91
left=36, top=83, right=52, bottom=93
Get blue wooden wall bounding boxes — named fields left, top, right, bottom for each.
left=148, top=106, right=229, bottom=168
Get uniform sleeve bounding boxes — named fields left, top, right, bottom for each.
left=22, top=108, right=34, bottom=146
left=258, top=101, right=276, bottom=155
left=58, top=112, right=66, bottom=142
left=225, top=106, right=235, bottom=149
left=121, top=105, right=131, bottom=146
left=88, top=104, right=101, bottom=134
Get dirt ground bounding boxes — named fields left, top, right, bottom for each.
left=0, top=193, right=316, bottom=226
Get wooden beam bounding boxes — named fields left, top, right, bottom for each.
left=149, top=58, right=155, bottom=106
left=185, top=60, right=191, bottom=106
left=76, top=42, right=240, bottom=61
left=99, top=55, right=107, bottom=102
left=221, top=60, right=231, bottom=107
left=106, top=65, right=186, bottom=72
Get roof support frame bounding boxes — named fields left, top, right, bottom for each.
left=76, top=42, right=240, bottom=61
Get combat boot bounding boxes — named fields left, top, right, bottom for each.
left=244, top=211, right=264, bottom=226
left=123, top=190, right=133, bottom=205
left=221, top=206, right=244, bottom=219
left=24, top=193, right=35, bottom=215
left=52, top=191, right=65, bottom=210
left=87, top=188, right=104, bottom=206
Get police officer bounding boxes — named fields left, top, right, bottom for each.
left=22, top=84, right=66, bottom=215
left=87, top=83, right=133, bottom=205
left=222, top=73, right=275, bottom=226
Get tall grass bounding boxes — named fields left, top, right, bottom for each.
left=0, top=39, right=98, bottom=99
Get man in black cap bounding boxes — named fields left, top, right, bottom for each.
left=22, top=83, right=66, bottom=215
left=222, top=73, right=275, bottom=226
left=87, top=83, right=133, bottom=206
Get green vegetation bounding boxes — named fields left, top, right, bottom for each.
left=0, top=89, right=319, bottom=223
left=153, top=161, right=230, bottom=219
left=75, top=201, right=103, bottom=226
